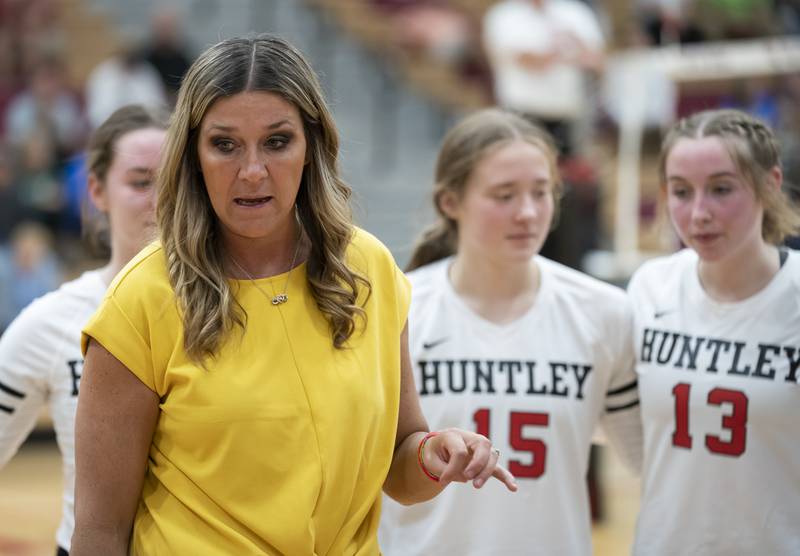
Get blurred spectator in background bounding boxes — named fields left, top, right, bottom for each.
left=635, top=0, right=707, bottom=44
left=0, top=221, right=61, bottom=332
left=59, top=151, right=89, bottom=237
left=371, top=0, right=490, bottom=94
left=85, top=40, right=167, bottom=129
left=786, top=184, right=800, bottom=249
left=720, top=77, right=780, bottom=128
left=483, top=0, right=605, bottom=157
left=4, top=53, right=86, bottom=157
left=778, top=74, right=800, bottom=249
left=1, top=0, right=62, bottom=86
left=776, top=0, right=800, bottom=34
left=374, top=0, right=472, bottom=65
left=0, top=30, right=21, bottom=135
left=0, top=144, right=31, bottom=245
left=140, top=7, right=192, bottom=105
left=15, top=129, right=63, bottom=233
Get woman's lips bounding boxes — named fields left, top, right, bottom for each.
left=234, top=196, right=272, bottom=207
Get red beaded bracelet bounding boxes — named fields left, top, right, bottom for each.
left=417, top=431, right=440, bottom=482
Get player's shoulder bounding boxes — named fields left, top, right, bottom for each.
left=0, top=270, right=104, bottom=365
left=784, top=248, right=800, bottom=287
left=540, top=256, right=627, bottom=306
left=406, top=257, right=449, bottom=301
left=628, top=249, right=693, bottom=295
left=57, top=269, right=107, bottom=301
left=9, top=269, right=104, bottom=329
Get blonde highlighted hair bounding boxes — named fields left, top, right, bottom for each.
left=660, top=108, right=800, bottom=245
left=157, top=34, right=369, bottom=363
left=407, top=108, right=562, bottom=271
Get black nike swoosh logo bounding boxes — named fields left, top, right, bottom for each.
left=654, top=309, right=674, bottom=319
left=422, top=337, right=449, bottom=350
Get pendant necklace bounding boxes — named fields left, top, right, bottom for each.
left=231, top=233, right=303, bottom=306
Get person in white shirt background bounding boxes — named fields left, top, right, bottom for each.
left=483, top=0, right=605, bottom=157
left=628, top=108, right=800, bottom=555
left=379, top=108, right=642, bottom=555
left=0, top=104, right=168, bottom=556
left=84, top=43, right=167, bottom=131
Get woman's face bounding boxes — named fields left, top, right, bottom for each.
left=90, top=127, right=167, bottom=258
left=665, top=136, right=765, bottom=263
left=197, top=91, right=307, bottom=249
left=443, top=140, right=555, bottom=265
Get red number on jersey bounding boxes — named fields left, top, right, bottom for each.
left=509, top=411, right=549, bottom=478
left=671, top=383, right=748, bottom=457
left=705, top=388, right=748, bottom=456
left=472, top=408, right=549, bottom=479
left=473, top=408, right=490, bottom=438
left=671, top=383, right=692, bottom=449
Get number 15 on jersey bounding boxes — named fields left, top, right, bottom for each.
left=474, top=408, right=549, bottom=478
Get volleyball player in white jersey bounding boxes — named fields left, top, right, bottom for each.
left=0, top=105, right=167, bottom=556
left=628, top=109, right=800, bottom=555
left=379, top=108, right=642, bottom=555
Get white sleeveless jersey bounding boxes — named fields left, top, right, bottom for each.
left=380, top=257, right=642, bottom=555
left=0, top=270, right=106, bottom=551
left=628, top=249, right=800, bottom=555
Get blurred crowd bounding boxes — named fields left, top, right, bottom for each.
left=0, top=0, right=191, bottom=331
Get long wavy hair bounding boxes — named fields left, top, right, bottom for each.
left=407, top=108, right=562, bottom=271
left=83, top=104, right=170, bottom=257
left=157, top=34, right=369, bottom=363
left=659, top=108, right=800, bottom=245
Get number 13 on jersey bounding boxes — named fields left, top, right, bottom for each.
left=473, top=408, right=549, bottom=478
left=672, top=382, right=749, bottom=457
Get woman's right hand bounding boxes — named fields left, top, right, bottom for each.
left=420, top=428, right=518, bottom=491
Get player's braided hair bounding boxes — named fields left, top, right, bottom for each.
left=659, top=109, right=800, bottom=244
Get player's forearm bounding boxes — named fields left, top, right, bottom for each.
left=70, top=524, right=130, bottom=556
left=383, top=430, right=445, bottom=505
left=602, top=407, right=644, bottom=475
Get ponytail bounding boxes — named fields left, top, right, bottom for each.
left=406, top=220, right=457, bottom=271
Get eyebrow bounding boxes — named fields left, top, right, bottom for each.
left=489, top=178, right=550, bottom=188
left=204, top=119, right=294, bottom=132
left=125, top=167, right=154, bottom=174
left=667, top=171, right=738, bottom=182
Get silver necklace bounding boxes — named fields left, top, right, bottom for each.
left=231, top=234, right=303, bottom=306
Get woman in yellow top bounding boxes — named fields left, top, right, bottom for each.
left=70, top=34, right=517, bottom=555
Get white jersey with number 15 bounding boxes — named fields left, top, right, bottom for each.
left=380, top=256, right=642, bottom=555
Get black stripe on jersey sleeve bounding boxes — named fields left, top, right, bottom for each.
left=606, top=378, right=637, bottom=397
left=0, top=403, right=14, bottom=414
left=0, top=380, right=26, bottom=399
left=605, top=399, right=640, bottom=413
